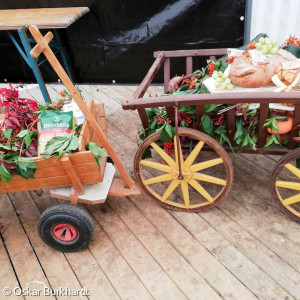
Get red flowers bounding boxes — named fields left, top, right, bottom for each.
left=282, top=35, right=300, bottom=47
left=247, top=42, right=256, bottom=50
left=208, top=62, right=215, bottom=76
left=164, top=140, right=175, bottom=156
left=60, top=90, right=65, bottom=97
left=156, top=116, right=165, bottom=124
left=187, top=76, right=197, bottom=90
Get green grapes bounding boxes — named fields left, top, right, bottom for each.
left=212, top=71, right=236, bottom=90
left=255, top=37, right=279, bottom=55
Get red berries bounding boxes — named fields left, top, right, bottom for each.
left=208, top=62, right=215, bottom=76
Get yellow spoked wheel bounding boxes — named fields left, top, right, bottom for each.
left=134, top=128, right=233, bottom=212
left=270, top=149, right=300, bottom=222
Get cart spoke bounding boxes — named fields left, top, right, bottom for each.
left=189, top=179, right=214, bottom=203
left=190, top=158, right=223, bottom=172
left=143, top=173, right=173, bottom=185
left=184, top=141, right=205, bottom=167
left=161, top=180, right=180, bottom=202
left=193, top=173, right=226, bottom=185
left=140, top=160, right=172, bottom=173
left=174, top=136, right=184, bottom=166
left=150, top=142, right=176, bottom=168
left=284, top=163, right=300, bottom=179
left=276, top=180, right=300, bottom=190
left=282, top=193, right=300, bottom=206
left=181, top=181, right=190, bottom=208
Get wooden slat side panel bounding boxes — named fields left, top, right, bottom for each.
left=0, top=173, right=102, bottom=193
left=34, top=151, right=95, bottom=168
left=195, top=105, right=204, bottom=130
left=227, top=108, right=235, bottom=144
left=11, top=162, right=101, bottom=181
left=123, top=92, right=300, bottom=111
left=258, top=103, right=269, bottom=148
left=138, top=109, right=150, bottom=132
left=78, top=100, right=95, bottom=151
left=133, top=52, right=165, bottom=99
left=164, top=58, right=170, bottom=91
left=288, top=103, right=300, bottom=149
left=166, top=107, right=175, bottom=125
left=154, top=48, right=228, bottom=58
left=95, top=103, right=108, bottom=148
left=186, top=57, right=193, bottom=75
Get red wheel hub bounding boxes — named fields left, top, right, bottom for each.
left=52, top=223, right=78, bottom=242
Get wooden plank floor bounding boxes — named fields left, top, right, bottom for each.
left=0, top=83, right=299, bottom=300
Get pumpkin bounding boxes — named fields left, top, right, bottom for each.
left=267, top=118, right=294, bottom=134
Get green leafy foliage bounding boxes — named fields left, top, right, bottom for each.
left=15, top=158, right=37, bottom=179
left=160, top=124, right=175, bottom=142
left=141, top=147, right=152, bottom=159
left=283, top=45, right=300, bottom=58
left=145, top=107, right=160, bottom=120
left=234, top=117, right=258, bottom=150
left=263, top=134, right=281, bottom=149
left=86, top=142, right=108, bottom=167
left=201, top=114, right=213, bottom=135
left=4, top=129, right=13, bottom=140
left=0, top=163, right=12, bottom=183
left=42, top=133, right=79, bottom=158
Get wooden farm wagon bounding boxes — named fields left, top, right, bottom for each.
left=122, top=49, right=300, bottom=223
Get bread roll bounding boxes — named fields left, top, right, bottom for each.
left=229, top=49, right=296, bottom=88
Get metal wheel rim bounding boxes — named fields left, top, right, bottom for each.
left=52, top=223, right=78, bottom=242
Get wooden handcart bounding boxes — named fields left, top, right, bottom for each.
left=122, top=49, right=300, bottom=223
left=0, top=26, right=140, bottom=252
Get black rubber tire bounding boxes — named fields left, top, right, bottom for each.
left=38, top=204, right=94, bottom=252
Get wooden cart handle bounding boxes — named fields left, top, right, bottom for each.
left=29, top=25, right=138, bottom=190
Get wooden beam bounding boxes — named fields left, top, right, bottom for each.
left=29, top=25, right=139, bottom=190
left=133, top=52, right=165, bottom=99
left=154, top=49, right=227, bottom=58
left=61, top=155, right=84, bottom=195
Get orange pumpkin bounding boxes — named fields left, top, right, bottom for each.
left=267, top=118, right=294, bottom=134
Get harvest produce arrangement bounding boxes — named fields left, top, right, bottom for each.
left=139, top=35, right=300, bottom=153
left=0, top=86, right=107, bottom=183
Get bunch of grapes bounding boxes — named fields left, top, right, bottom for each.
left=212, top=71, right=235, bottom=90
left=255, top=37, right=279, bottom=55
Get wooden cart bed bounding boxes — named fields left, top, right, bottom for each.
left=122, top=49, right=300, bottom=155
left=0, top=100, right=107, bottom=194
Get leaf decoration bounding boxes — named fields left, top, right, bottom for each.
left=86, top=142, right=108, bottom=167
left=201, top=114, right=213, bottom=135
left=42, top=133, right=78, bottom=158
left=0, top=163, right=12, bottom=183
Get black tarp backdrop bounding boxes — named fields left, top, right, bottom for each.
left=0, top=0, right=245, bottom=83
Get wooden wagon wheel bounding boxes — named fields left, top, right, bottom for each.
left=269, top=148, right=300, bottom=222
left=134, top=128, right=233, bottom=212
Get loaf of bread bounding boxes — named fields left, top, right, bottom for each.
left=229, top=49, right=296, bottom=88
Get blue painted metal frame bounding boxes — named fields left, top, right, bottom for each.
left=7, top=28, right=74, bottom=103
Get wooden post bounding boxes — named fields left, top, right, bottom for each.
left=61, top=155, right=84, bottom=195
left=29, top=25, right=138, bottom=190
left=164, top=58, right=170, bottom=91
left=186, top=57, right=193, bottom=75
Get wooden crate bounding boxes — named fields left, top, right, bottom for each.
left=0, top=100, right=107, bottom=194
